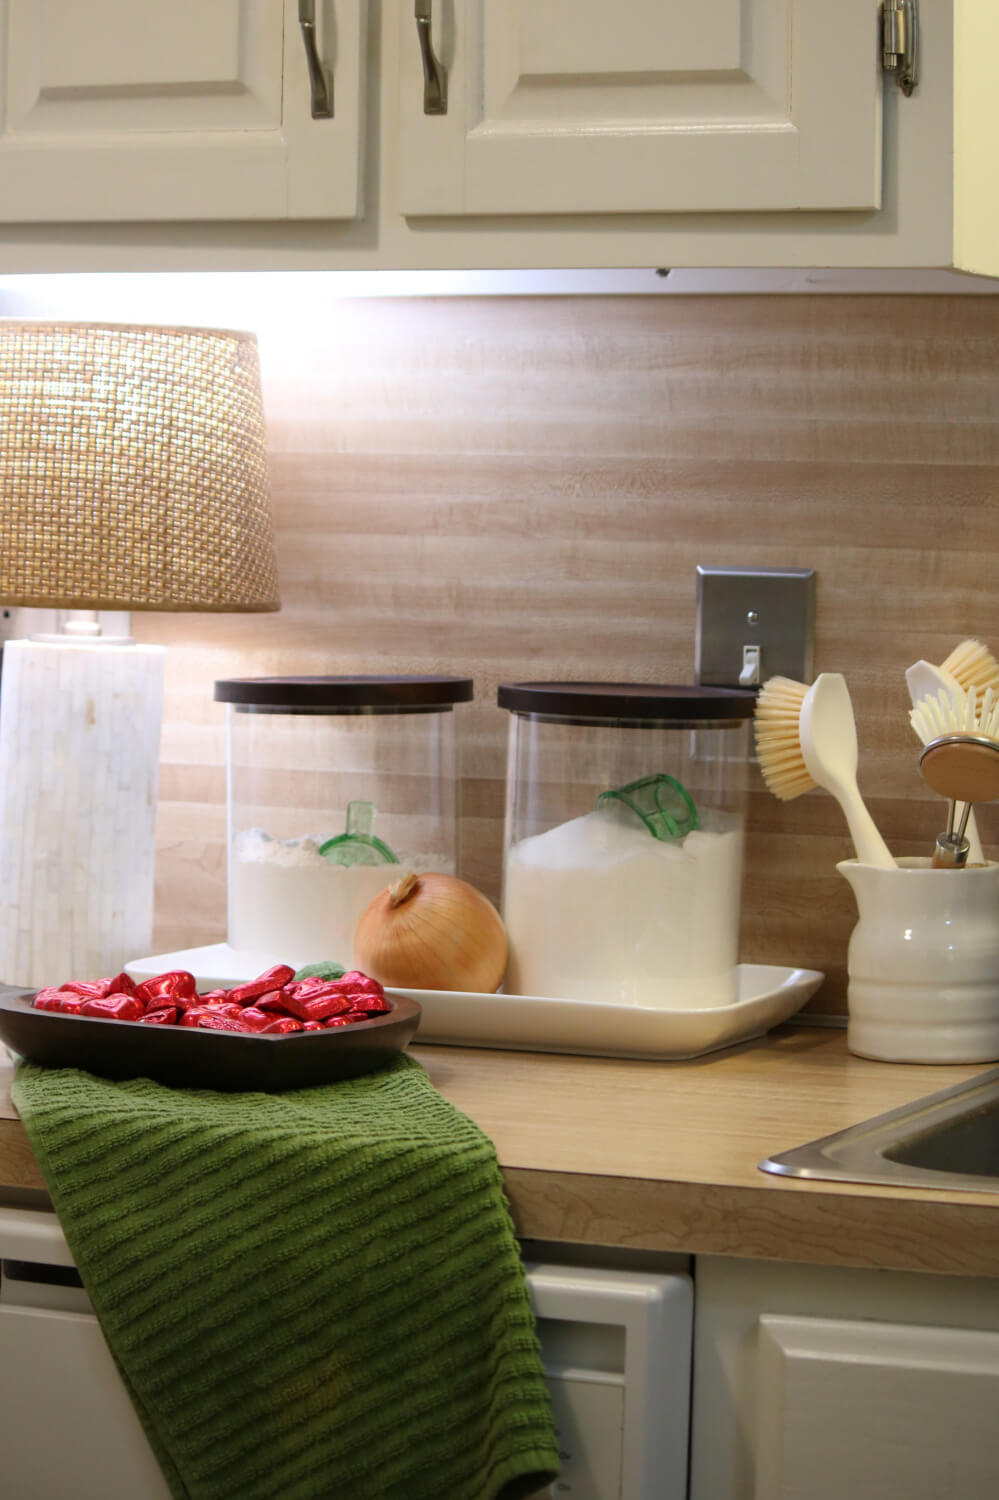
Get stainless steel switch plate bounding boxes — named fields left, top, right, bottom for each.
left=695, top=566, right=816, bottom=688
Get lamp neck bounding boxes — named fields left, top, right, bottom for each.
left=29, top=610, right=136, bottom=647
left=63, top=610, right=101, bottom=638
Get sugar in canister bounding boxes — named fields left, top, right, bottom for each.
left=497, top=682, right=754, bottom=1009
left=214, top=675, right=473, bottom=970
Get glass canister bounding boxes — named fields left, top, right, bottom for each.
left=497, top=682, right=754, bottom=1009
left=214, top=675, right=473, bottom=968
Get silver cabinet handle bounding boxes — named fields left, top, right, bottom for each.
left=415, top=0, right=447, bottom=115
left=299, top=0, right=333, bottom=118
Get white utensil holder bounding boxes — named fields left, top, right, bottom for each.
left=839, top=857, right=999, bottom=1063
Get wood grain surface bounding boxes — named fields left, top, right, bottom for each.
left=4, top=1029, right=999, bottom=1274
left=135, top=295, right=999, bottom=1015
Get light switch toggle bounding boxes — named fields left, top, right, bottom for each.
left=739, top=645, right=761, bottom=688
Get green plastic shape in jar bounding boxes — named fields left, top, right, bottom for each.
left=597, top=772, right=698, bottom=842
left=319, top=799, right=400, bottom=867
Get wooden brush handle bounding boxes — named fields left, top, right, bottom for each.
left=920, top=739, right=999, bottom=803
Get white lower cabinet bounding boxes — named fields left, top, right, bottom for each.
left=0, top=1210, right=693, bottom=1500
left=0, top=1303, right=174, bottom=1500
left=0, top=1207, right=170, bottom=1500
left=754, top=1314, right=999, bottom=1500
left=15, top=1203, right=999, bottom=1500
left=525, top=1262, right=693, bottom=1500
left=690, top=1255, right=999, bottom=1500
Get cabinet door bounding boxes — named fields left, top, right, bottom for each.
left=755, top=1314, right=999, bottom=1500
left=399, top=0, right=882, bottom=217
left=0, top=0, right=367, bottom=221
left=0, top=1306, right=173, bottom=1499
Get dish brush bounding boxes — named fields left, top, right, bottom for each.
left=754, top=672, right=896, bottom=869
left=911, top=686, right=999, bottom=866
left=906, top=638, right=999, bottom=716
left=905, top=639, right=999, bottom=865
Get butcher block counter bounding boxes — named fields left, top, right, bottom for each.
left=3, top=1027, right=999, bottom=1278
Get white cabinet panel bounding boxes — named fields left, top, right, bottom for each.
left=691, top=1256, right=999, bottom=1500
left=0, top=1212, right=693, bottom=1500
left=755, top=1314, right=999, bottom=1500
left=527, top=1261, right=693, bottom=1500
left=399, top=0, right=882, bottom=216
left=528, top=1373, right=626, bottom=1500
left=0, top=3, right=987, bottom=280
left=0, top=1305, right=173, bottom=1499
left=0, top=0, right=367, bottom=221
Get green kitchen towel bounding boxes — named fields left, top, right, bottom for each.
left=12, top=1054, right=560, bottom=1500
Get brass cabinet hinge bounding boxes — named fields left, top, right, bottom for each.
left=881, top=0, right=918, bottom=96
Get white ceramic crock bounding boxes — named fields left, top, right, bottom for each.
left=838, top=857, right=999, bottom=1063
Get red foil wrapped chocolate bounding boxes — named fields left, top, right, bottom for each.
left=29, top=962, right=394, bottom=1040
left=237, top=1006, right=275, bottom=1032
left=33, top=989, right=86, bottom=1014
left=282, top=990, right=353, bottom=1024
left=254, top=988, right=292, bottom=1013
left=260, top=1016, right=304, bottom=1034
left=136, top=970, right=198, bottom=1006
left=335, top=972, right=385, bottom=996
left=345, top=992, right=392, bottom=1015
left=227, top=965, right=296, bottom=1006
left=80, top=995, right=145, bottom=1022
left=196, top=1013, right=248, bottom=1032
left=139, top=1007, right=178, bottom=1026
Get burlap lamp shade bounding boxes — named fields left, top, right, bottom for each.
left=0, top=322, right=280, bottom=987
left=0, top=322, right=279, bottom=613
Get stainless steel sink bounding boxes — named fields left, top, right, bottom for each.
left=760, top=1067, right=999, bottom=1194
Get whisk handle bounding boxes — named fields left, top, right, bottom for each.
left=932, top=832, right=971, bottom=869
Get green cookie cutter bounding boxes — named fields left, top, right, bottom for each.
left=318, top=800, right=400, bottom=867
left=597, top=773, right=698, bottom=842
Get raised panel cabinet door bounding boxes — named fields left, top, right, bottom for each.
left=398, top=0, right=882, bottom=216
left=755, top=1313, right=999, bottom=1500
left=0, top=0, right=367, bottom=221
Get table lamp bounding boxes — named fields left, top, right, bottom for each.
left=0, top=321, right=279, bottom=988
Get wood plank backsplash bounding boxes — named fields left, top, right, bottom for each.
left=139, top=295, right=999, bottom=1016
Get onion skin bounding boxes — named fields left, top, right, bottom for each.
left=353, top=872, right=508, bottom=993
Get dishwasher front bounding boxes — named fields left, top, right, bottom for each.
left=0, top=1207, right=692, bottom=1500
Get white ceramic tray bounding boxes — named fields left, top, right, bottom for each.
left=127, top=948, right=823, bottom=1061
left=393, top=964, right=824, bottom=1060
left=126, top=943, right=310, bottom=990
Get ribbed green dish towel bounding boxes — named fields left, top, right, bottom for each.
left=12, top=1054, right=559, bottom=1500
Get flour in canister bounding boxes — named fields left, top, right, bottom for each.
left=230, top=829, right=454, bottom=967
left=502, top=807, right=743, bottom=1008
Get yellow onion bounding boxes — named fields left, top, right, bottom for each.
left=354, top=872, right=508, bottom=993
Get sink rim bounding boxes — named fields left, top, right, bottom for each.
left=760, top=1064, right=999, bottom=1195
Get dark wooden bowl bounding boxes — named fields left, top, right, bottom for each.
left=0, top=990, right=422, bottom=1092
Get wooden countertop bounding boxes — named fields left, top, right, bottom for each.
left=4, top=1029, right=999, bottom=1278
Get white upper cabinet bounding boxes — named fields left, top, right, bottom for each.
left=0, top=0, right=367, bottom=220
left=398, top=0, right=883, bottom=216
left=0, top=0, right=993, bottom=278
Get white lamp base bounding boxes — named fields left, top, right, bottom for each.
left=0, top=638, right=166, bottom=988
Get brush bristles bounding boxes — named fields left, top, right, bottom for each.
left=753, top=676, right=815, bottom=801
left=940, top=639, right=999, bottom=702
left=910, top=685, right=999, bottom=746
